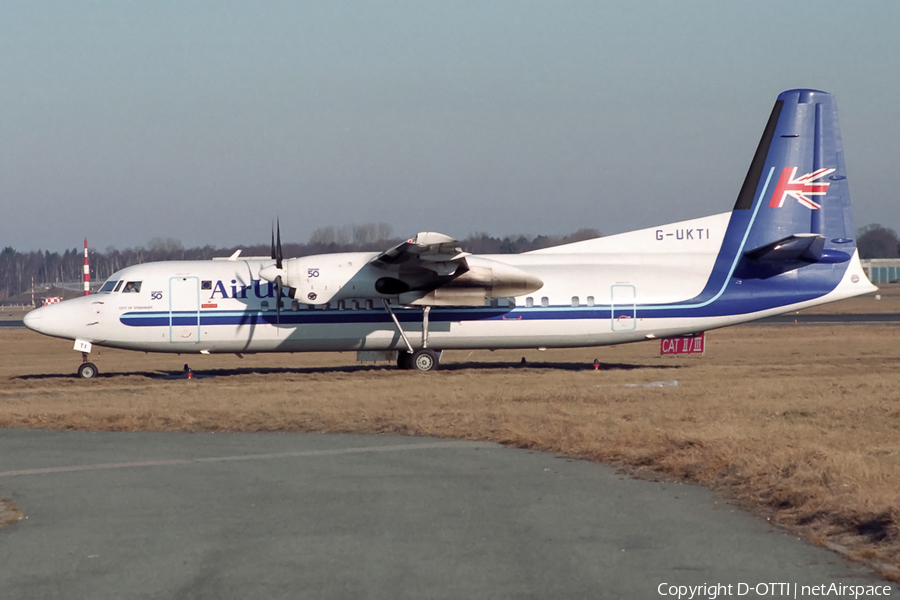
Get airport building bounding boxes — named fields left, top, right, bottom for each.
left=861, top=259, right=900, bottom=285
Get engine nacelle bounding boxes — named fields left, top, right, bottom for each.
left=460, top=256, right=544, bottom=297
left=398, top=257, right=543, bottom=306
left=283, top=252, right=376, bottom=305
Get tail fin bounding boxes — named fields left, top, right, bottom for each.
left=686, top=89, right=875, bottom=314
left=732, top=89, right=856, bottom=278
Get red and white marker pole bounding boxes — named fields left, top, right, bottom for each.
left=83, top=239, right=90, bottom=296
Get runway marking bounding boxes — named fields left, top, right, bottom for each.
left=0, top=440, right=495, bottom=478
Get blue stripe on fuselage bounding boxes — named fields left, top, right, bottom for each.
left=119, top=271, right=840, bottom=329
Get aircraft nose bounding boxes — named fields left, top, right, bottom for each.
left=23, top=299, right=88, bottom=340
left=23, top=307, right=43, bottom=333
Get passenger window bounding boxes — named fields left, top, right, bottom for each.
left=337, top=300, right=345, bottom=310
left=526, top=297, right=534, bottom=308
left=587, top=296, right=595, bottom=307
left=490, top=299, right=498, bottom=308
left=260, top=301, right=269, bottom=311
left=365, top=299, right=373, bottom=310
left=291, top=300, right=300, bottom=312
left=571, top=296, right=579, bottom=307
left=541, top=297, right=549, bottom=308
left=351, top=300, right=359, bottom=310
left=507, top=297, right=516, bottom=308
left=122, top=281, right=142, bottom=293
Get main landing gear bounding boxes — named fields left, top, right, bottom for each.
left=397, top=348, right=440, bottom=372
left=78, top=352, right=99, bottom=379
left=383, top=301, right=441, bottom=372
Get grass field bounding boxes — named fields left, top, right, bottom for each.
left=0, top=307, right=31, bottom=320
left=1, top=324, right=898, bottom=579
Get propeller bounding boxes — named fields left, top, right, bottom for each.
left=271, top=219, right=285, bottom=325
left=261, top=219, right=297, bottom=325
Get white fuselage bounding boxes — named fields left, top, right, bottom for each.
left=24, top=213, right=874, bottom=356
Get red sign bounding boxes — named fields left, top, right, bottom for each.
left=660, top=334, right=705, bottom=355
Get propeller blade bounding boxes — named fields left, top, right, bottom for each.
left=276, top=218, right=283, bottom=269
left=275, top=275, right=283, bottom=325
left=266, top=218, right=286, bottom=325
left=270, top=225, right=276, bottom=261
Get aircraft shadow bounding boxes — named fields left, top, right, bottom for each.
left=14, top=361, right=681, bottom=380
left=440, top=361, right=682, bottom=372
left=15, top=371, right=170, bottom=380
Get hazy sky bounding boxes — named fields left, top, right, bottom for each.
left=2, top=1, right=898, bottom=252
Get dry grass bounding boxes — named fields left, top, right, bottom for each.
left=0, top=499, right=23, bottom=530
left=1, top=326, right=898, bottom=578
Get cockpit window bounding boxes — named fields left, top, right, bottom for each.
left=98, top=280, right=121, bottom=293
left=114, top=281, right=124, bottom=292
left=122, top=281, right=142, bottom=293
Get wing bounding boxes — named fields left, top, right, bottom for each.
left=369, top=232, right=471, bottom=277
left=369, top=232, right=542, bottom=306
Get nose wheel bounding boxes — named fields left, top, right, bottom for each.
left=76, top=351, right=98, bottom=379
left=77, top=362, right=99, bottom=379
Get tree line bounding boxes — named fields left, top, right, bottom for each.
left=856, top=224, right=900, bottom=259
left=0, top=225, right=600, bottom=301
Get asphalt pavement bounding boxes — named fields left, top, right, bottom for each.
left=0, top=430, right=891, bottom=599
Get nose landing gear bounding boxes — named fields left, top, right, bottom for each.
left=77, top=352, right=99, bottom=379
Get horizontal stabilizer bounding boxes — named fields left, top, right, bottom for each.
left=744, top=234, right=825, bottom=263
left=736, top=233, right=851, bottom=279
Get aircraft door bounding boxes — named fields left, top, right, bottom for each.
left=610, top=284, right=636, bottom=332
left=169, top=276, right=201, bottom=343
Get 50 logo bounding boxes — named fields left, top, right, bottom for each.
left=150, top=291, right=163, bottom=300
left=307, top=268, right=320, bottom=278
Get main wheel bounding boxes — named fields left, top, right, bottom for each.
left=411, top=348, right=439, bottom=372
left=77, top=362, right=99, bottom=379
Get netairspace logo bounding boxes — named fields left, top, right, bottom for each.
left=657, top=582, right=894, bottom=599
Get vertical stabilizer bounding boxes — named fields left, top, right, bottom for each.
left=685, top=89, right=873, bottom=313
left=735, top=89, right=856, bottom=268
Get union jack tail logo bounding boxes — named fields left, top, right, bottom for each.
left=768, top=167, right=835, bottom=210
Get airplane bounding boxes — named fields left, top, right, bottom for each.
left=24, top=89, right=876, bottom=378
